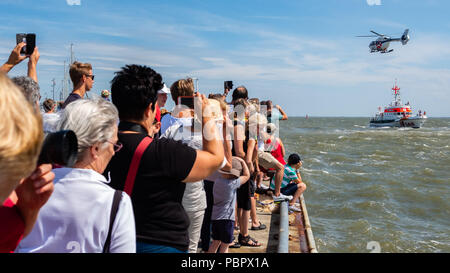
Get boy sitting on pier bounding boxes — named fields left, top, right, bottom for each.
left=269, top=153, right=307, bottom=212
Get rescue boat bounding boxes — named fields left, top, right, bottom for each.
left=369, top=83, right=427, bottom=128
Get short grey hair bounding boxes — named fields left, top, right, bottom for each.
left=11, top=76, right=40, bottom=106
left=57, top=98, right=119, bottom=162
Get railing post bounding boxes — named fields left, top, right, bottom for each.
left=278, top=201, right=289, bottom=253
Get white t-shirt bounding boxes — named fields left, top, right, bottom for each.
left=42, top=112, right=61, bottom=133
left=16, top=168, right=136, bottom=253
left=161, top=119, right=206, bottom=212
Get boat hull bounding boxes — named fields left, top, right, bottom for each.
left=369, top=116, right=427, bottom=128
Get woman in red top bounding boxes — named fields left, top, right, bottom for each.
left=267, top=137, right=286, bottom=165
left=265, top=123, right=286, bottom=165
left=257, top=123, right=286, bottom=188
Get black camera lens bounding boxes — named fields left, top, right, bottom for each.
left=38, top=130, right=78, bottom=167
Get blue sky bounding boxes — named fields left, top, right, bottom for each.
left=1, top=0, right=449, bottom=116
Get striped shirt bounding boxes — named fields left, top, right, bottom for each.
left=270, top=165, right=298, bottom=190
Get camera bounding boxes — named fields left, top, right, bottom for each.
left=178, top=96, right=195, bottom=109
left=16, top=33, right=36, bottom=55
left=37, top=130, right=78, bottom=167
left=224, top=81, right=233, bottom=90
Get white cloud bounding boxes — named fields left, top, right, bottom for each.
left=66, top=0, right=81, bottom=6
left=367, top=0, right=381, bottom=6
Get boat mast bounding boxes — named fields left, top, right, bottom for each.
left=392, top=79, right=401, bottom=106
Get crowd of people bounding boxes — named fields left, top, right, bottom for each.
left=0, top=41, right=307, bottom=253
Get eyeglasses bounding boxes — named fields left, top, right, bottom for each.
left=107, top=141, right=123, bottom=152
left=86, top=74, right=95, bottom=80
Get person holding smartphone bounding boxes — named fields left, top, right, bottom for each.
left=223, top=81, right=233, bottom=101
left=0, top=42, right=40, bottom=84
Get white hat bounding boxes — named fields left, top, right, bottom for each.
left=157, top=84, right=170, bottom=94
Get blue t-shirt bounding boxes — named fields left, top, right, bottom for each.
left=62, top=93, right=82, bottom=109
left=209, top=172, right=241, bottom=221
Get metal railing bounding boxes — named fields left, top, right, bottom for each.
left=277, top=201, right=290, bottom=253
left=300, top=195, right=318, bottom=253
left=277, top=196, right=318, bottom=253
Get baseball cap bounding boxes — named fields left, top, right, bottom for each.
left=157, top=84, right=170, bottom=94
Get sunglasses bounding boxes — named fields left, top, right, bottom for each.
left=85, top=74, right=95, bottom=80
left=107, top=141, right=123, bottom=152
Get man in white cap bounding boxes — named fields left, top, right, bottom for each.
left=156, top=83, right=170, bottom=108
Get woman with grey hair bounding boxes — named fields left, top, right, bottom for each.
left=16, top=98, right=136, bottom=253
left=11, top=76, right=40, bottom=111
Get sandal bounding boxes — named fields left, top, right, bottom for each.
left=229, top=241, right=241, bottom=248
left=250, top=221, right=267, bottom=230
left=238, top=234, right=261, bottom=247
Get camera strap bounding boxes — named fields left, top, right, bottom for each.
left=118, top=121, right=148, bottom=135
left=123, top=136, right=153, bottom=196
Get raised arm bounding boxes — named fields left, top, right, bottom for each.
left=0, top=43, right=27, bottom=74
left=276, top=105, right=288, bottom=120
left=183, top=94, right=224, bottom=182
left=27, top=47, right=39, bottom=83
left=221, top=117, right=233, bottom=171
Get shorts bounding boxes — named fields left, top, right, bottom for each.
left=237, top=180, right=251, bottom=210
left=280, top=183, right=298, bottom=196
left=258, top=150, right=281, bottom=170
left=249, top=179, right=256, bottom=197
left=211, top=220, right=235, bottom=244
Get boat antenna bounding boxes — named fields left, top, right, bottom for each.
left=392, top=79, right=401, bottom=106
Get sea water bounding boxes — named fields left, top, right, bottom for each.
left=278, top=117, right=450, bottom=253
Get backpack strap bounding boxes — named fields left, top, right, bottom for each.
left=123, top=136, right=153, bottom=196
left=103, top=190, right=123, bottom=253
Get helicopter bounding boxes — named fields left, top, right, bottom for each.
left=357, top=29, right=410, bottom=53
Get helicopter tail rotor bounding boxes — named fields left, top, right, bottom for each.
left=401, top=29, right=410, bottom=45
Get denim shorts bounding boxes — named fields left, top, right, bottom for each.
left=280, top=183, right=298, bottom=196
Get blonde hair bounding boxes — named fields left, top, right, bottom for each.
left=170, top=78, right=195, bottom=104
left=69, top=61, right=92, bottom=86
left=0, top=73, right=43, bottom=202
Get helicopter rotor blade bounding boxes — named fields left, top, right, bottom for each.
left=370, top=30, right=384, bottom=37
left=356, top=35, right=378, bottom=37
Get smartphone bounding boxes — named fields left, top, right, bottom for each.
left=224, top=81, right=233, bottom=90
left=16, top=33, right=36, bottom=55
left=16, top=33, right=27, bottom=55
left=178, top=96, right=195, bottom=109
